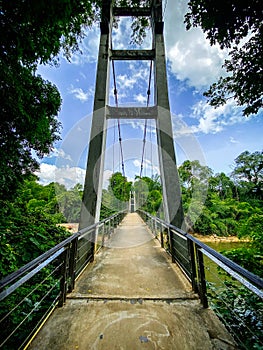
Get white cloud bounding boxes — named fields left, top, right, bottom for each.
left=230, top=137, right=239, bottom=144
left=133, top=158, right=159, bottom=175
left=65, top=27, right=100, bottom=65
left=36, top=163, right=86, bottom=189
left=133, top=159, right=141, bottom=168
left=192, top=99, right=247, bottom=133
left=165, top=0, right=228, bottom=89
left=116, top=66, right=149, bottom=89
left=68, top=86, right=93, bottom=102
left=36, top=163, right=115, bottom=190
left=134, top=93, right=147, bottom=104
left=103, top=169, right=113, bottom=189
left=175, top=99, right=248, bottom=135
left=118, top=74, right=137, bottom=89
left=47, top=147, right=72, bottom=161
left=112, top=17, right=152, bottom=50
left=114, top=62, right=151, bottom=104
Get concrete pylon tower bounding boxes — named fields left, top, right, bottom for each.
left=79, top=0, right=184, bottom=230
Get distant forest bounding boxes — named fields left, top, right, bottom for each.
left=0, top=150, right=262, bottom=279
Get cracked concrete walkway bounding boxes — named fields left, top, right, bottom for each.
left=28, top=213, right=236, bottom=350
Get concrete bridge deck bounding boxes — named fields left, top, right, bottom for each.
left=28, top=213, right=236, bottom=350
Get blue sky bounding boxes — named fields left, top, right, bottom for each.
left=36, top=0, right=263, bottom=189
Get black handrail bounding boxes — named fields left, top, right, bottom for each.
left=0, top=232, right=80, bottom=290
left=138, top=210, right=263, bottom=291
left=0, top=211, right=126, bottom=292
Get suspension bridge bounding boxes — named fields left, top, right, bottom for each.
left=0, top=1, right=262, bottom=349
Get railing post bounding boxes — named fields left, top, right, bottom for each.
left=188, top=240, right=198, bottom=293
left=160, top=223, right=164, bottom=248
left=196, top=248, right=208, bottom=308
left=107, top=220, right=111, bottom=239
left=102, top=223, right=105, bottom=247
left=154, top=218, right=157, bottom=238
left=59, top=248, right=70, bottom=307
left=67, top=237, right=78, bottom=293
left=168, top=228, right=176, bottom=263
left=108, top=219, right=111, bottom=238
left=90, top=228, right=96, bottom=262
left=164, top=227, right=169, bottom=252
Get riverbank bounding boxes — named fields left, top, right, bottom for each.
left=58, top=223, right=250, bottom=244
left=192, top=233, right=250, bottom=243
left=58, top=223, right=79, bottom=233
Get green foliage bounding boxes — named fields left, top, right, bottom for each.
left=0, top=198, right=70, bottom=279
left=109, top=172, right=132, bottom=202
left=1, top=0, right=96, bottom=66
left=240, top=213, right=263, bottom=243
left=0, top=62, right=62, bottom=199
left=179, top=160, right=212, bottom=205
left=185, top=0, right=263, bottom=115
left=100, top=189, right=118, bottom=220
left=232, top=151, right=263, bottom=201
left=208, top=173, right=234, bottom=200
left=0, top=177, right=88, bottom=279
left=180, top=155, right=263, bottom=238
left=222, top=247, right=262, bottom=279
left=0, top=266, right=61, bottom=349
left=100, top=172, right=132, bottom=219
left=1, top=0, right=99, bottom=199
left=134, top=175, right=163, bottom=216
left=184, top=152, right=263, bottom=348
left=208, top=282, right=263, bottom=349
left=56, top=184, right=83, bottom=222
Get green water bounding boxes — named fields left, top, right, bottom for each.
left=205, top=240, right=249, bottom=253
left=201, top=240, right=249, bottom=285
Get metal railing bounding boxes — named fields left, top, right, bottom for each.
left=138, top=210, right=263, bottom=349
left=0, top=211, right=126, bottom=350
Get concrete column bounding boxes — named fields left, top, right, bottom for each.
left=80, top=0, right=184, bottom=231
left=79, top=2, right=111, bottom=229
left=153, top=2, right=185, bottom=228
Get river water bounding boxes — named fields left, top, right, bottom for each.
left=200, top=240, right=249, bottom=286
left=205, top=240, right=249, bottom=253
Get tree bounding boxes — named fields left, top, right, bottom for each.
left=1, top=0, right=96, bottom=66
left=57, top=184, right=83, bottom=222
left=134, top=175, right=163, bottom=215
left=208, top=173, right=234, bottom=200
left=185, top=0, right=263, bottom=116
left=0, top=0, right=98, bottom=199
left=109, top=172, right=132, bottom=202
left=0, top=64, right=62, bottom=199
left=232, top=150, right=263, bottom=200
left=0, top=0, right=151, bottom=199
left=178, top=160, right=212, bottom=200
left=100, top=189, right=118, bottom=219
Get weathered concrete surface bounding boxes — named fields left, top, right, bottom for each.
left=28, top=299, right=236, bottom=350
left=28, top=213, right=236, bottom=350
left=70, top=213, right=193, bottom=299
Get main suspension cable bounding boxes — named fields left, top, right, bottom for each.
left=139, top=60, right=153, bottom=178
left=112, top=60, right=125, bottom=178
left=112, top=119, right=116, bottom=173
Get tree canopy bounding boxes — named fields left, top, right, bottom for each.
left=0, top=0, right=149, bottom=200
left=109, top=172, right=132, bottom=202
left=231, top=150, right=263, bottom=200
left=1, top=0, right=97, bottom=198
left=185, top=0, right=263, bottom=116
